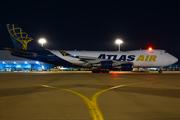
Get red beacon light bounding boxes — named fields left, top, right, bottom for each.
left=148, top=47, right=153, bottom=51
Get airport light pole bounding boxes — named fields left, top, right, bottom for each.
left=115, top=39, right=123, bottom=51
left=38, top=38, right=46, bottom=71
left=38, top=38, right=46, bottom=47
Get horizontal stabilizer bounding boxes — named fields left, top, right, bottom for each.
left=4, top=48, right=37, bottom=56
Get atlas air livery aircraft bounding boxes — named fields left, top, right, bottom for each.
left=5, top=24, right=178, bottom=73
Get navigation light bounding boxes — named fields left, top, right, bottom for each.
left=148, top=47, right=152, bottom=51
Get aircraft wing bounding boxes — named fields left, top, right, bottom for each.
left=59, top=50, right=133, bottom=65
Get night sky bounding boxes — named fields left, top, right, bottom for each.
left=0, top=1, right=180, bottom=61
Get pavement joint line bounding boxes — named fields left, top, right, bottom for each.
left=2, top=81, right=158, bottom=120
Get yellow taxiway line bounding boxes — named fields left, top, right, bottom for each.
left=2, top=81, right=157, bottom=120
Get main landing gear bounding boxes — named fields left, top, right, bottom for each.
left=92, top=69, right=109, bottom=73
left=158, top=69, right=162, bottom=73
left=158, top=67, right=163, bottom=73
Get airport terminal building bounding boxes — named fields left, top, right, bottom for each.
left=0, top=50, right=54, bottom=71
left=0, top=50, right=179, bottom=71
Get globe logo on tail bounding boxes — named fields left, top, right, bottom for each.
left=7, top=24, right=33, bottom=50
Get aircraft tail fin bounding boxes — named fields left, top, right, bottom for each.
left=6, top=24, right=45, bottom=50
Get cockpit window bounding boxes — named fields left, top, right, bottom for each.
left=164, top=51, right=168, bottom=53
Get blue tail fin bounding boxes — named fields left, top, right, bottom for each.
left=6, top=24, right=45, bottom=50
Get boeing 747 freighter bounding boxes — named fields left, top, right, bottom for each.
left=5, top=24, right=178, bottom=73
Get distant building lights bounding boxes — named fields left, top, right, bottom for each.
left=14, top=62, right=16, bottom=64
left=73, top=55, right=76, bottom=57
left=25, top=61, right=28, bottom=64
left=60, top=67, right=67, bottom=70
left=16, top=65, right=21, bottom=68
left=2, top=61, right=5, bottom=64
left=5, top=65, right=9, bottom=67
left=25, top=65, right=31, bottom=68
left=36, top=61, right=39, bottom=64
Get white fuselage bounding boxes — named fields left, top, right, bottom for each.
left=49, top=49, right=178, bottom=68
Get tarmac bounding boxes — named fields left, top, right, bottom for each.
left=0, top=71, right=180, bottom=120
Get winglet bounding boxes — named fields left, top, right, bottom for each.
left=59, top=51, right=71, bottom=56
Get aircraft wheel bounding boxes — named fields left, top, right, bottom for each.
left=92, top=70, right=101, bottom=73
left=158, top=69, right=162, bottom=73
left=92, top=70, right=96, bottom=73
left=105, top=70, right=109, bottom=73
left=102, top=70, right=106, bottom=73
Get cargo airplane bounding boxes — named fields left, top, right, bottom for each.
left=5, top=24, right=178, bottom=73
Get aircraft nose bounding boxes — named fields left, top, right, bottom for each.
left=170, top=56, right=178, bottom=64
